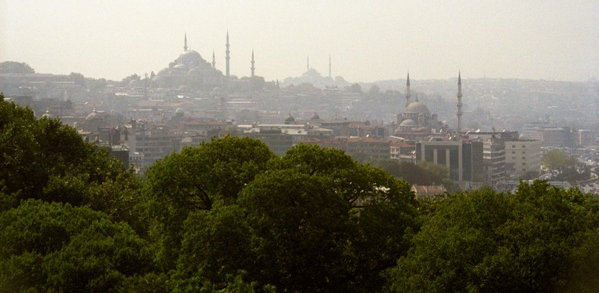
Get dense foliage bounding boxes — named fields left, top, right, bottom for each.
left=1, top=95, right=597, bottom=292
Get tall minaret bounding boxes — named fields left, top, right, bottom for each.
left=307, top=56, right=310, bottom=71
left=405, top=72, right=411, bottom=107
left=457, top=72, right=463, bottom=133
left=328, top=55, right=332, bottom=78
left=212, top=51, right=216, bottom=68
left=225, top=31, right=230, bottom=77
left=251, top=50, right=255, bottom=77
left=184, top=33, right=188, bottom=51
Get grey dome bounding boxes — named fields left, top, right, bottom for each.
left=405, top=101, right=430, bottom=115
left=399, top=118, right=417, bottom=126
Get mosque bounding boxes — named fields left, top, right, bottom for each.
left=153, top=34, right=228, bottom=91
left=396, top=73, right=441, bottom=133
left=395, top=73, right=463, bottom=134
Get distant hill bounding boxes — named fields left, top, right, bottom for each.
left=0, top=61, right=35, bottom=74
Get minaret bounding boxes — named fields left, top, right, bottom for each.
left=328, top=55, right=332, bottom=78
left=184, top=33, right=188, bottom=51
left=405, top=72, right=411, bottom=107
left=251, top=50, right=255, bottom=77
left=457, top=72, right=463, bottom=133
left=225, top=31, right=230, bottom=77
left=307, top=56, right=310, bottom=71
left=212, top=51, right=216, bottom=68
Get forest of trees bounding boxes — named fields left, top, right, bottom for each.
left=1, top=94, right=598, bottom=292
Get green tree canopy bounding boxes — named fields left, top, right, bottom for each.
left=143, top=136, right=274, bottom=269
left=0, top=200, right=154, bottom=292
left=373, top=159, right=452, bottom=189
left=386, top=181, right=599, bottom=292
left=542, top=149, right=577, bottom=170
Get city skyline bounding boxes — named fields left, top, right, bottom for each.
left=1, top=0, right=598, bottom=82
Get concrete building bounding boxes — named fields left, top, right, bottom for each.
left=541, top=127, right=574, bottom=148
left=467, top=131, right=519, bottom=188
left=416, top=139, right=484, bottom=187
left=346, top=137, right=391, bottom=160
left=237, top=123, right=334, bottom=156
left=504, top=139, right=541, bottom=177
left=122, top=121, right=180, bottom=171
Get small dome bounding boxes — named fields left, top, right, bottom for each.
left=399, top=119, right=417, bottom=126
left=175, top=108, right=184, bottom=115
left=310, top=112, right=320, bottom=121
left=284, top=115, right=295, bottom=124
left=41, top=109, right=52, bottom=119
left=86, top=108, right=99, bottom=121
left=404, top=101, right=430, bottom=115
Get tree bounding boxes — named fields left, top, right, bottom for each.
left=386, top=181, right=599, bottom=292
left=0, top=200, right=154, bottom=291
left=542, top=149, right=590, bottom=183
left=241, top=144, right=418, bottom=291
left=368, top=84, right=381, bottom=96
left=239, top=169, right=353, bottom=292
left=347, top=83, right=362, bottom=93
left=176, top=204, right=254, bottom=286
left=143, top=136, right=274, bottom=270
left=373, top=159, right=452, bottom=189
left=542, top=149, right=576, bottom=171
left=0, top=96, right=143, bottom=231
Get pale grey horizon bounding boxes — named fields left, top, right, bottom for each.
left=1, top=0, right=598, bottom=83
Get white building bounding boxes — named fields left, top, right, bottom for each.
left=504, top=139, right=541, bottom=177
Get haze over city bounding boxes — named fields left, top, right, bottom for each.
left=2, top=0, right=598, bottom=82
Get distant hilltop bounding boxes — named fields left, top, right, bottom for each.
left=0, top=61, right=35, bottom=74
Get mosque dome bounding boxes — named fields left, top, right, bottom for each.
left=86, top=108, right=99, bottom=121
left=404, top=101, right=430, bottom=115
left=399, top=118, right=417, bottom=127
left=284, top=115, right=296, bottom=124
left=175, top=108, right=184, bottom=116
left=41, top=109, right=53, bottom=119
left=310, top=112, right=320, bottom=121
left=176, top=50, right=203, bottom=67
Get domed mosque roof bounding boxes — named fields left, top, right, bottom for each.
left=176, top=50, right=204, bottom=68
left=284, top=114, right=296, bottom=124
left=404, top=101, right=430, bottom=115
left=399, top=118, right=417, bottom=127
left=86, top=108, right=100, bottom=121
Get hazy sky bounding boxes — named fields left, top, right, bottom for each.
left=1, top=0, right=598, bottom=82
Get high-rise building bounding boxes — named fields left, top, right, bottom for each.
left=467, top=131, right=519, bottom=188
left=416, top=139, right=484, bottom=187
